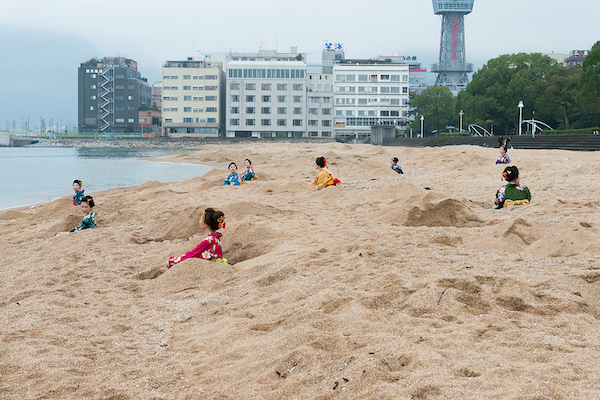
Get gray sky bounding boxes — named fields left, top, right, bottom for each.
left=1, top=0, right=598, bottom=129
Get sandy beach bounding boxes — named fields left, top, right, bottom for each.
left=1, top=142, right=599, bottom=399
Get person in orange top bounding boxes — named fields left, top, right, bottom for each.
left=310, top=157, right=341, bottom=189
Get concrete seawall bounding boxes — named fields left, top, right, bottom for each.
left=0, top=131, right=42, bottom=147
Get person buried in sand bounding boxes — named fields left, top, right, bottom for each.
left=390, top=157, right=404, bottom=174
left=167, top=208, right=228, bottom=267
left=72, top=179, right=85, bottom=205
left=493, top=166, right=531, bottom=209
left=495, top=146, right=511, bottom=164
left=221, top=162, right=242, bottom=186
left=310, top=156, right=341, bottom=189
left=57, top=195, right=97, bottom=235
left=240, top=158, right=258, bottom=182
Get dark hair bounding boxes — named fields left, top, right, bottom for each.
left=228, top=162, right=237, bottom=169
left=73, top=179, right=82, bottom=187
left=503, top=166, right=519, bottom=182
left=81, top=195, right=95, bottom=207
left=203, top=208, right=225, bottom=231
left=245, top=158, right=252, bottom=165
left=392, top=157, right=399, bottom=163
left=501, top=145, right=508, bottom=152
left=315, top=157, right=326, bottom=168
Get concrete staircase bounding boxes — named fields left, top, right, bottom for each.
left=386, top=134, right=600, bottom=151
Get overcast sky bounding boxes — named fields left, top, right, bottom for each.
left=1, top=0, right=598, bottom=129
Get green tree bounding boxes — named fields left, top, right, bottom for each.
left=577, top=41, right=600, bottom=114
left=40, top=118, right=46, bottom=132
left=459, top=53, right=559, bottom=134
left=11, top=120, right=16, bottom=131
left=409, top=86, right=456, bottom=136
left=538, top=66, right=581, bottom=130
left=5, top=120, right=9, bottom=131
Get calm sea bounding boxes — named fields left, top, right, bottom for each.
left=0, top=147, right=212, bottom=210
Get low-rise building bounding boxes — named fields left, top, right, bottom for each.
left=564, top=50, right=588, bottom=68
left=161, top=59, right=225, bottom=138
left=306, top=73, right=334, bottom=138
left=226, top=60, right=307, bottom=138
left=332, top=61, right=410, bottom=140
left=78, top=57, right=151, bottom=134
left=138, top=110, right=161, bottom=137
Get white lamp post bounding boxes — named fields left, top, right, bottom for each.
left=420, top=115, right=424, bottom=138
left=532, top=110, right=536, bottom=137
left=518, top=101, right=524, bottom=136
left=459, top=109, right=464, bottom=132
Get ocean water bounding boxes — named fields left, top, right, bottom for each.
left=0, top=147, right=212, bottom=210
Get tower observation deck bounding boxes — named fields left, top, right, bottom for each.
left=432, top=0, right=474, bottom=91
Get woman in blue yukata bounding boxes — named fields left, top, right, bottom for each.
left=221, top=162, right=242, bottom=186
left=240, top=159, right=258, bottom=182
left=57, top=196, right=97, bottom=235
left=72, top=179, right=85, bottom=205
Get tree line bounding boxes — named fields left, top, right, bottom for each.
left=410, top=40, right=600, bottom=136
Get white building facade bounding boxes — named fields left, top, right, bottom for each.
left=161, top=59, right=225, bottom=138
left=306, top=73, right=334, bottom=138
left=332, top=62, right=410, bottom=139
left=226, top=61, right=307, bottom=138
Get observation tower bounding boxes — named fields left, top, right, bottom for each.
left=431, top=0, right=474, bottom=91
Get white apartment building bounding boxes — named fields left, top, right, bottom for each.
left=306, top=73, right=334, bottom=137
left=332, top=62, right=410, bottom=139
left=226, top=60, right=307, bottom=138
left=161, top=59, right=225, bottom=138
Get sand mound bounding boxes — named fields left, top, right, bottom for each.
left=222, top=201, right=281, bottom=221
left=224, top=222, right=279, bottom=264
left=145, top=258, right=237, bottom=298
left=133, top=205, right=206, bottom=243
left=323, top=150, right=339, bottom=162
left=404, top=198, right=484, bottom=227
left=0, top=209, right=28, bottom=220
left=502, top=217, right=539, bottom=245
left=449, top=151, right=487, bottom=170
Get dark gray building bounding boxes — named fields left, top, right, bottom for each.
left=78, top=57, right=151, bottom=134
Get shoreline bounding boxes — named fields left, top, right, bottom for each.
left=27, top=137, right=337, bottom=149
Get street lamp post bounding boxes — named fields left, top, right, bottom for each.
left=518, top=101, right=524, bottom=135
left=459, top=109, right=464, bottom=133
left=531, top=110, right=536, bottom=138
left=420, top=116, right=424, bottom=138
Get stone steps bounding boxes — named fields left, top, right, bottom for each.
left=386, top=134, right=600, bottom=151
